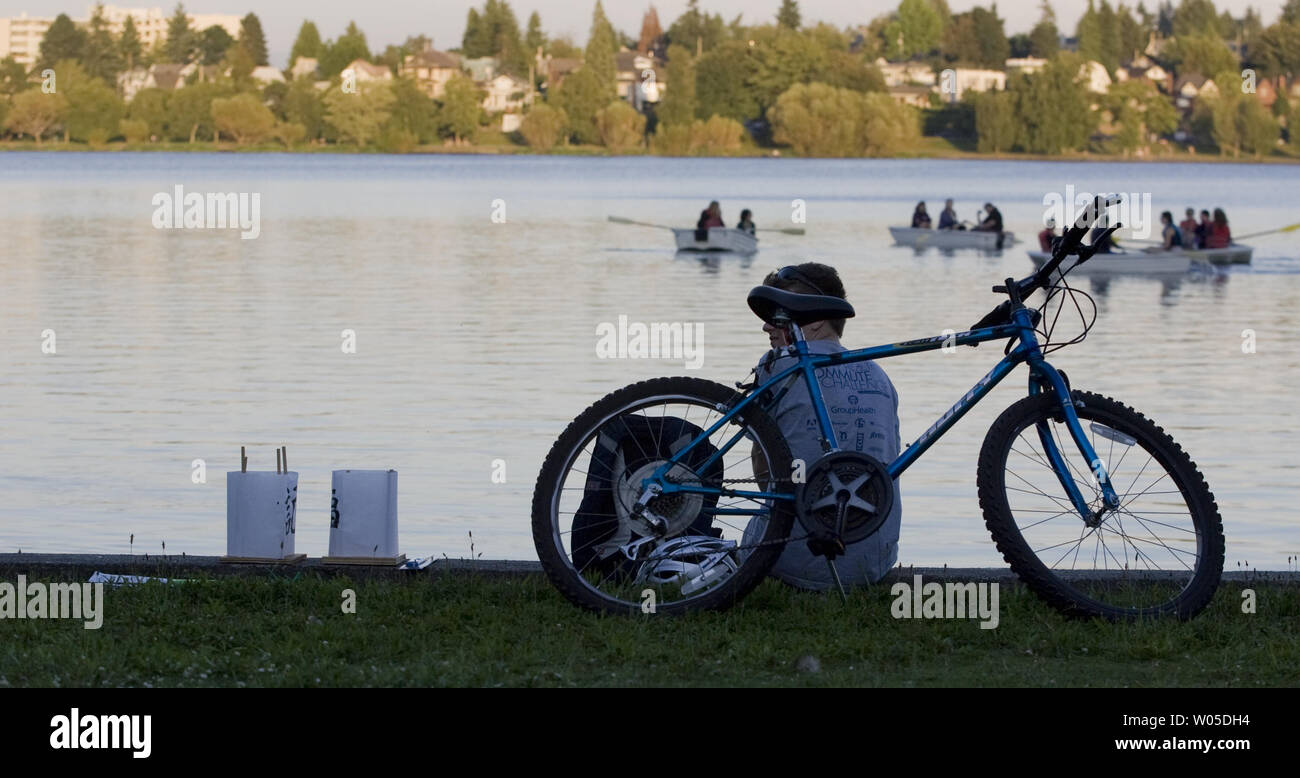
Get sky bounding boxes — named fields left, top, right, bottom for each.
left=0, top=1, right=1287, bottom=67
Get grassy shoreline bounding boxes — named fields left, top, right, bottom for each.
left=2, top=137, right=1298, bottom=165
left=2, top=572, right=1295, bottom=687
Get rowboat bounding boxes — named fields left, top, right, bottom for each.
left=889, top=226, right=1016, bottom=251
left=1028, top=251, right=1191, bottom=275
left=673, top=227, right=759, bottom=255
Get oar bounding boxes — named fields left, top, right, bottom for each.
left=1235, top=222, right=1300, bottom=240
left=609, top=215, right=805, bottom=236
left=608, top=215, right=673, bottom=230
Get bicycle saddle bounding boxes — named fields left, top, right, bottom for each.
left=747, top=286, right=856, bottom=326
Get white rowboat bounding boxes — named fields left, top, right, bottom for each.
left=1028, top=251, right=1191, bottom=275
left=673, top=227, right=759, bottom=255
left=889, top=226, right=1015, bottom=251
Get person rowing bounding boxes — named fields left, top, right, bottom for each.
left=696, top=201, right=724, bottom=241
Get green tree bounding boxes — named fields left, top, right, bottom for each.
left=1104, top=80, right=1178, bottom=153
left=551, top=66, right=607, bottom=143
left=777, top=0, right=802, bottom=29
left=694, top=41, right=758, bottom=121
left=748, top=28, right=830, bottom=114
left=290, top=21, right=324, bottom=68
left=58, top=62, right=124, bottom=143
left=0, top=57, right=27, bottom=95
left=165, top=4, right=197, bottom=64
left=596, top=99, right=646, bottom=148
left=1166, top=34, right=1237, bottom=76
left=119, top=118, right=148, bottom=142
left=585, top=1, right=618, bottom=96
left=3, top=89, right=68, bottom=143
left=816, top=51, right=887, bottom=93
left=943, top=7, right=1009, bottom=68
left=768, top=82, right=917, bottom=156
left=657, top=44, right=698, bottom=126
left=239, top=13, right=270, bottom=66
left=385, top=77, right=438, bottom=143
left=324, top=81, right=396, bottom=146
left=525, top=12, right=546, bottom=54
left=974, top=90, right=1017, bottom=151
left=38, top=14, right=85, bottom=71
left=168, top=81, right=228, bottom=141
left=1236, top=97, right=1279, bottom=156
left=463, top=9, right=491, bottom=56
left=82, top=5, right=124, bottom=84
left=438, top=75, right=482, bottom=142
left=127, top=87, right=170, bottom=137
left=320, top=22, right=371, bottom=79
left=211, top=93, right=276, bottom=143
left=666, top=0, right=728, bottom=55
left=689, top=114, right=746, bottom=153
left=1029, top=1, right=1060, bottom=57
left=198, top=26, right=235, bottom=66
left=1172, top=0, right=1225, bottom=38
left=120, top=15, right=143, bottom=69
left=283, top=78, right=326, bottom=140
left=519, top=102, right=568, bottom=147
left=1009, top=56, right=1095, bottom=152
left=886, top=0, right=943, bottom=59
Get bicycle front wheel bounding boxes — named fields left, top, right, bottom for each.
left=531, top=376, right=796, bottom=615
left=977, top=390, right=1224, bottom=620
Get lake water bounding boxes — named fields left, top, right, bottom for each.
left=0, top=152, right=1296, bottom=568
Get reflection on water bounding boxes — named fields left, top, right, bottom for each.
left=0, top=153, right=1296, bottom=567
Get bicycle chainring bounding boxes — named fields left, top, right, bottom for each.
left=796, top=451, right=894, bottom=552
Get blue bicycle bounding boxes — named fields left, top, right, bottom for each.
left=532, top=197, right=1224, bottom=620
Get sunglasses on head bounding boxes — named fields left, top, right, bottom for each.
left=775, top=266, right=827, bottom=297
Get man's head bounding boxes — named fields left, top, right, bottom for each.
left=1185, top=207, right=1195, bottom=219
left=945, top=198, right=954, bottom=209
left=1161, top=210, right=1173, bottom=225
left=984, top=202, right=994, bottom=211
left=760, top=262, right=847, bottom=347
left=1200, top=209, right=1210, bottom=221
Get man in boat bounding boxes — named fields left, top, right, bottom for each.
left=1194, top=209, right=1212, bottom=249
left=972, top=202, right=1002, bottom=233
left=938, top=199, right=959, bottom=230
left=911, top=202, right=932, bottom=229
left=1038, top=217, right=1057, bottom=252
left=1206, top=208, right=1232, bottom=249
left=695, top=201, right=724, bottom=241
left=742, top=263, right=902, bottom=590
left=1179, top=208, right=1197, bottom=242
left=1157, top=211, right=1184, bottom=250
left=737, top=209, right=756, bottom=235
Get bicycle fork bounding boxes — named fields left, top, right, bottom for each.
left=1030, top=362, right=1122, bottom=526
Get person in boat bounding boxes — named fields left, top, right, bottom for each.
left=938, top=199, right=959, bottom=230
left=737, top=209, right=756, bottom=235
left=1159, top=211, right=1183, bottom=250
left=742, top=262, right=901, bottom=591
left=1038, top=217, right=1057, bottom=252
left=973, top=202, right=1002, bottom=233
left=1194, top=209, right=1212, bottom=249
left=696, top=201, right=724, bottom=241
left=911, top=202, right=932, bottom=229
left=1205, top=208, right=1231, bottom=249
left=1179, top=208, right=1197, bottom=243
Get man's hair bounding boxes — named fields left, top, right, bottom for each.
left=762, top=262, right=848, bottom=336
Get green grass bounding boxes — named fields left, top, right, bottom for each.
left=1, top=573, right=1295, bottom=687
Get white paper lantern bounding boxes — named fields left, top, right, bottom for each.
left=328, top=469, right=399, bottom=559
left=226, top=471, right=299, bottom=559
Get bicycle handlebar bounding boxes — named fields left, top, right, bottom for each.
left=969, top=195, right=1123, bottom=333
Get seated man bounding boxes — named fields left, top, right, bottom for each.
left=742, top=263, right=903, bottom=590
left=973, top=202, right=1002, bottom=232
left=1038, top=217, right=1057, bottom=252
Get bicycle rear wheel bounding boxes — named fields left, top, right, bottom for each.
left=532, top=376, right=795, bottom=615
left=977, top=390, right=1224, bottom=620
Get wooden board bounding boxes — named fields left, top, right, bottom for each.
left=219, top=553, right=308, bottom=565
left=321, top=554, right=407, bottom=567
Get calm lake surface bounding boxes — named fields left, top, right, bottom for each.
left=0, top=152, right=1296, bottom=568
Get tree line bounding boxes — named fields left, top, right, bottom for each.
left=0, top=0, right=1297, bottom=158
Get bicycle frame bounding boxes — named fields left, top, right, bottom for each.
left=645, top=305, right=1122, bottom=526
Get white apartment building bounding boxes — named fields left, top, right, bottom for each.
left=0, top=5, right=241, bottom=67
